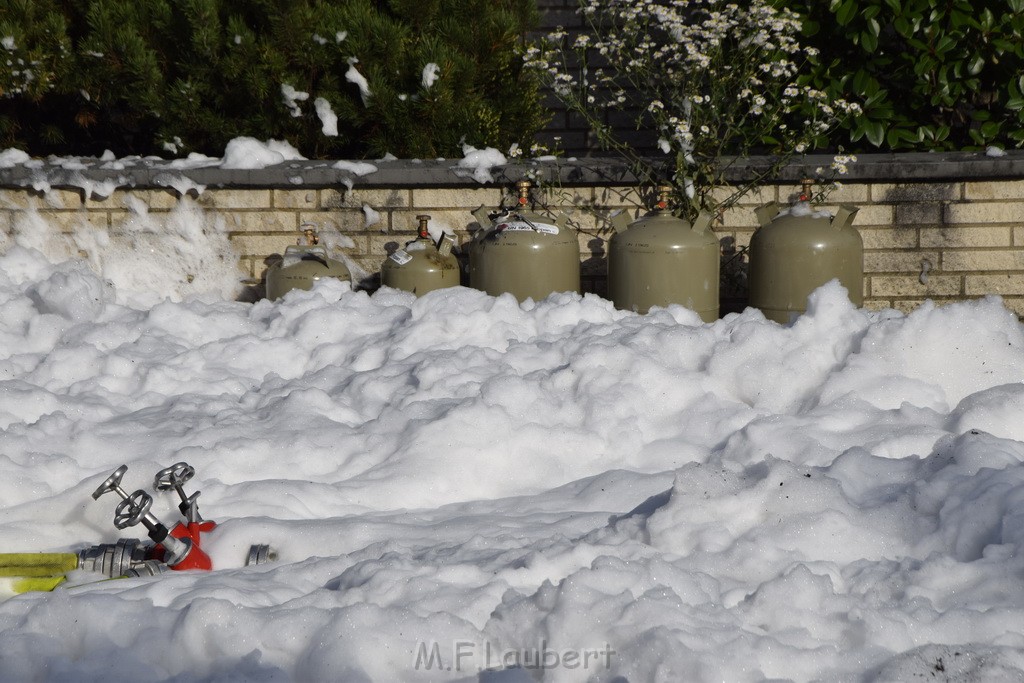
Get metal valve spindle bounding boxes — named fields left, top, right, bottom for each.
left=516, top=179, right=531, bottom=206
left=416, top=215, right=431, bottom=239
left=154, top=462, right=202, bottom=524
left=92, top=465, right=191, bottom=566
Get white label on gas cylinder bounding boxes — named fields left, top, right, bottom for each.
left=389, top=249, right=413, bottom=265
left=497, top=220, right=560, bottom=235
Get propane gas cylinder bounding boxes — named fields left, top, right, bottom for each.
left=265, top=227, right=351, bottom=300
left=748, top=179, right=862, bottom=323
left=469, top=180, right=580, bottom=301
left=381, top=214, right=459, bottom=296
left=608, top=184, right=719, bottom=321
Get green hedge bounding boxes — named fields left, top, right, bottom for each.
left=0, top=0, right=545, bottom=158
left=787, top=0, right=1024, bottom=151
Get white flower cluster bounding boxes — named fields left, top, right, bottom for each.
left=525, top=0, right=861, bottom=208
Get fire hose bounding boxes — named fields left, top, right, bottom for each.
left=0, top=462, right=274, bottom=598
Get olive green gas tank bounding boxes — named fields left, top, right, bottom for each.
left=469, top=180, right=580, bottom=301
left=265, top=229, right=351, bottom=300
left=381, top=214, right=459, bottom=296
left=749, top=181, right=862, bottom=323
left=608, top=185, right=719, bottom=321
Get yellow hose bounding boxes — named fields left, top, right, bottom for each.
left=0, top=553, right=79, bottom=577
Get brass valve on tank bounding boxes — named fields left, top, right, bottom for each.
left=515, top=180, right=532, bottom=208
left=798, top=178, right=815, bottom=203
left=416, top=214, right=431, bottom=239
left=654, top=184, right=673, bottom=211
left=301, top=224, right=320, bottom=245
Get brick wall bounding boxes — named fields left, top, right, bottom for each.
left=1, top=154, right=1023, bottom=315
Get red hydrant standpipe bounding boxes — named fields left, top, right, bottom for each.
left=0, top=462, right=274, bottom=598
left=92, top=464, right=213, bottom=571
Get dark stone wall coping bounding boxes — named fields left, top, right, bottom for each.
left=0, top=151, right=1022, bottom=193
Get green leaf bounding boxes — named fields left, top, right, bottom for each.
left=861, top=30, right=878, bottom=53
left=980, top=121, right=1001, bottom=138
left=836, top=0, right=857, bottom=26
left=968, top=54, right=984, bottom=75
left=934, top=35, right=956, bottom=55
left=980, top=8, right=995, bottom=31
left=865, top=120, right=885, bottom=146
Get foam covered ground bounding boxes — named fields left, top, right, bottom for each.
left=1, top=228, right=1024, bottom=681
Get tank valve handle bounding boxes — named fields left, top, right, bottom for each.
left=416, top=214, right=431, bottom=239
left=655, top=184, right=673, bottom=211
left=154, top=462, right=202, bottom=524
left=515, top=180, right=531, bottom=207
left=93, top=465, right=210, bottom=570
left=799, top=178, right=814, bottom=202
left=300, top=223, right=320, bottom=246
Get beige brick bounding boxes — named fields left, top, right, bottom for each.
left=51, top=189, right=90, bottom=209
left=545, top=187, right=597, bottom=210
left=562, top=208, right=610, bottom=234
left=1017, top=227, right=1024, bottom=246
left=868, top=275, right=962, bottom=297
left=964, top=180, right=1024, bottom=201
left=238, top=256, right=262, bottom=279
left=871, top=182, right=960, bottom=203
left=39, top=210, right=109, bottom=233
left=895, top=203, right=941, bottom=226
left=594, top=186, right=644, bottom=209
left=0, top=190, right=33, bottom=209
left=412, top=188, right=501, bottom=209
left=863, top=250, right=938, bottom=273
left=966, top=274, right=1024, bottom=296
left=944, top=202, right=1024, bottom=225
left=229, top=234, right=305, bottom=256
left=196, top=189, right=272, bottom=210
left=920, top=226, right=1012, bottom=248
left=322, top=188, right=410, bottom=209
left=892, top=299, right=931, bottom=314
left=860, top=227, right=918, bottom=249
left=87, top=189, right=185, bottom=212
left=709, top=185, right=778, bottom=206
left=224, top=211, right=298, bottom=233
left=843, top=204, right=893, bottom=227
left=273, top=189, right=318, bottom=209
left=862, top=298, right=893, bottom=311
left=146, top=189, right=181, bottom=210
left=719, top=206, right=759, bottom=228
left=298, top=209, right=369, bottom=233
left=942, top=250, right=1024, bottom=271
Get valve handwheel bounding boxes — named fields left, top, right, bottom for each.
left=92, top=464, right=129, bottom=500
left=113, top=490, right=153, bottom=529
left=154, top=462, right=195, bottom=490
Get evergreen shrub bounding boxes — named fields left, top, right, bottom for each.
left=0, top=0, right=546, bottom=158
left=785, top=0, right=1024, bottom=151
